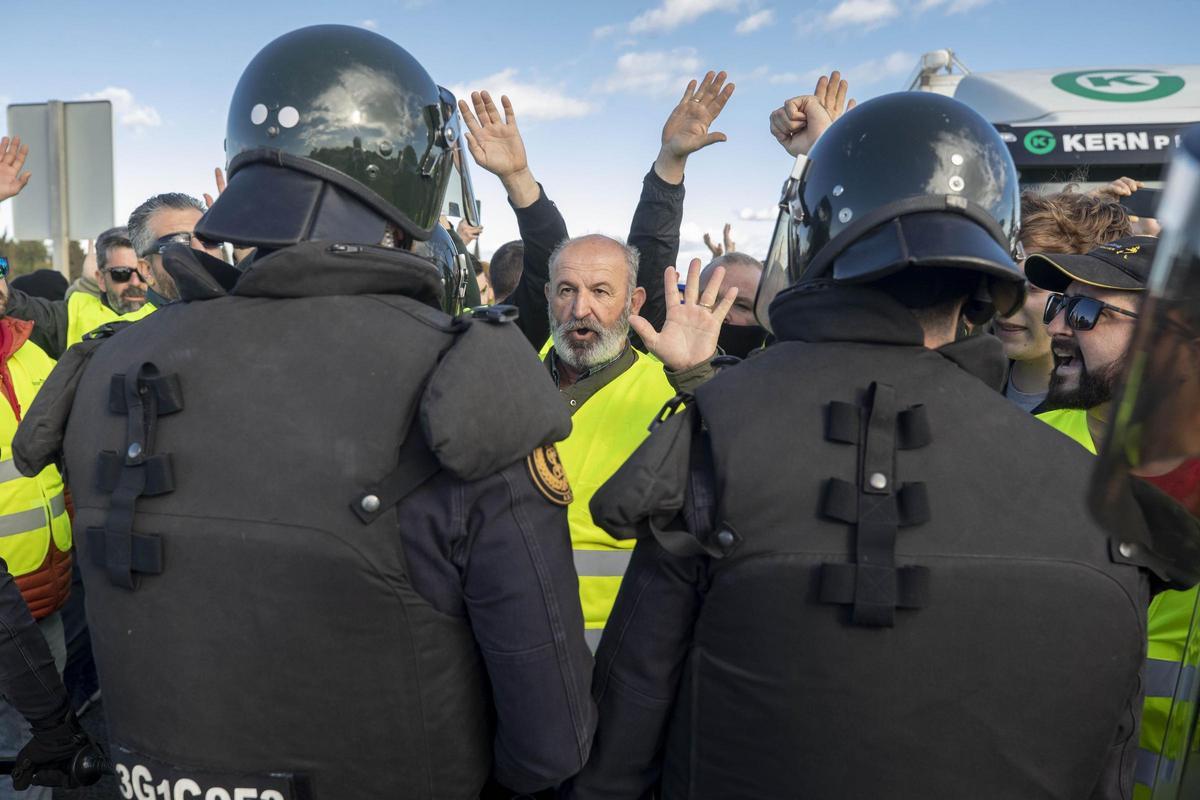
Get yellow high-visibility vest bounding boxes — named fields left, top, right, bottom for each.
left=66, top=292, right=155, bottom=350
left=0, top=339, right=71, bottom=576
left=1038, top=407, right=1199, bottom=798
left=543, top=343, right=676, bottom=650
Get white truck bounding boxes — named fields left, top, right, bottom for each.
left=908, top=50, right=1200, bottom=196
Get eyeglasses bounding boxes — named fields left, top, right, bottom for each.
left=1044, top=293, right=1139, bottom=331
left=103, top=267, right=145, bottom=284
left=0, top=257, right=8, bottom=280
left=141, top=231, right=224, bottom=257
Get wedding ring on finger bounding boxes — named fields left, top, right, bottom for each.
left=697, top=302, right=715, bottom=311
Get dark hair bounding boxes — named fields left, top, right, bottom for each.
left=127, top=193, right=206, bottom=257
left=95, top=226, right=134, bottom=271
left=872, top=266, right=982, bottom=331
left=489, top=240, right=525, bottom=301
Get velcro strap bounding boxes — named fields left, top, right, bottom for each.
left=826, top=402, right=860, bottom=444
left=823, top=479, right=928, bottom=527
left=898, top=483, right=931, bottom=526
left=861, top=383, right=896, bottom=495
left=86, top=527, right=164, bottom=586
left=819, top=563, right=930, bottom=609
left=96, top=452, right=175, bottom=496
left=898, top=405, right=932, bottom=450
left=109, top=373, right=184, bottom=415
left=352, top=424, right=441, bottom=524
left=820, top=478, right=858, bottom=523
left=650, top=393, right=693, bottom=432
left=825, top=401, right=932, bottom=450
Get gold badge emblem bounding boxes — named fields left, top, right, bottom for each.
left=527, top=445, right=573, bottom=506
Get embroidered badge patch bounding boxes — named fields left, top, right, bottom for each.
left=527, top=445, right=573, bottom=506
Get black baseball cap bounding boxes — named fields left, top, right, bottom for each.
left=1024, top=235, right=1156, bottom=293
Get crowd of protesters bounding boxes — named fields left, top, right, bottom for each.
left=0, top=50, right=1196, bottom=799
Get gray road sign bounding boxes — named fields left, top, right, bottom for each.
left=5, top=101, right=114, bottom=270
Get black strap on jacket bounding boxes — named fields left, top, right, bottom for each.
left=87, top=363, right=180, bottom=589
left=818, top=382, right=931, bottom=627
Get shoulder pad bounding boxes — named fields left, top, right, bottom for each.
left=12, top=340, right=103, bottom=477
left=589, top=402, right=698, bottom=541
left=421, top=317, right=570, bottom=482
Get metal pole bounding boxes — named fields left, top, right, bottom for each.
left=46, top=100, right=70, bottom=278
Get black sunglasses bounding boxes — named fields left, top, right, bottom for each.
left=1044, top=293, right=1139, bottom=331
left=142, top=231, right=224, bottom=257
left=103, top=266, right=145, bottom=284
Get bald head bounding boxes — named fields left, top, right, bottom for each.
left=546, top=234, right=646, bottom=372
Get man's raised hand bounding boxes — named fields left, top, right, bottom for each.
left=0, top=137, right=32, bottom=203
left=770, top=70, right=855, bottom=157
left=703, top=223, right=736, bottom=258
left=458, top=91, right=539, bottom=208
left=632, top=261, right=738, bottom=373
left=655, top=70, right=735, bottom=184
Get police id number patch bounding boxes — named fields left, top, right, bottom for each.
left=527, top=444, right=573, bottom=506
left=113, top=746, right=297, bottom=800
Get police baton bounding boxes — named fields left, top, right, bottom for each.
left=0, top=745, right=111, bottom=785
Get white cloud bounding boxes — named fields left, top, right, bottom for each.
left=600, top=48, right=704, bottom=96
left=739, top=207, right=776, bottom=221
left=593, top=23, right=619, bottom=39
left=359, top=19, right=379, bottom=30
left=79, top=87, right=161, bottom=129
left=735, top=8, right=775, bottom=33
left=917, top=0, right=991, bottom=12
left=448, top=69, right=594, bottom=121
left=818, top=0, right=899, bottom=30
left=768, top=50, right=913, bottom=89
left=629, top=0, right=741, bottom=33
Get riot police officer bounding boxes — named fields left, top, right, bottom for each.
left=13, top=25, right=595, bottom=799
left=564, top=92, right=1186, bottom=799
left=1090, top=123, right=1200, bottom=800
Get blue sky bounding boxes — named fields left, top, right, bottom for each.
left=5, top=0, right=1200, bottom=266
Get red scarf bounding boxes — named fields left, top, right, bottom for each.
left=0, top=317, right=34, bottom=422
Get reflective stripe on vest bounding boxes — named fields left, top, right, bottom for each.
left=543, top=343, right=675, bottom=644
left=1038, top=409, right=1200, bottom=798
left=65, top=291, right=156, bottom=351
left=0, top=340, right=72, bottom=576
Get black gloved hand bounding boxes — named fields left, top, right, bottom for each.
left=11, top=710, right=97, bottom=790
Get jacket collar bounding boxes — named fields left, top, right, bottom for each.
left=160, top=241, right=445, bottom=309
left=768, top=281, right=1007, bottom=391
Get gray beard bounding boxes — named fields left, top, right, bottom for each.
left=548, top=302, right=631, bottom=372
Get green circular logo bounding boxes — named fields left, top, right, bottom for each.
left=1051, top=69, right=1185, bottom=103
left=1023, top=129, right=1057, bottom=155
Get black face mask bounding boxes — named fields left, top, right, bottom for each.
left=718, top=322, right=766, bottom=359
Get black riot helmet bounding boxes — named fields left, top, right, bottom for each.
left=196, top=25, right=459, bottom=250
left=754, top=91, right=1026, bottom=332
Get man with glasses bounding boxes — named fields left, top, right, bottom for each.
left=126, top=192, right=225, bottom=304
left=5, top=227, right=156, bottom=361
left=1029, top=235, right=1200, bottom=798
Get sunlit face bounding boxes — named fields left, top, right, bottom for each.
left=1045, top=280, right=1142, bottom=409
left=994, top=258, right=1053, bottom=362
left=97, top=245, right=148, bottom=314
left=545, top=237, right=645, bottom=371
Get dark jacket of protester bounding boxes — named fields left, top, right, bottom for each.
left=564, top=283, right=1155, bottom=800
left=13, top=243, right=597, bottom=799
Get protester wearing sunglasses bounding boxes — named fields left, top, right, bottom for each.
left=2, top=226, right=158, bottom=360
left=1025, top=235, right=1200, bottom=798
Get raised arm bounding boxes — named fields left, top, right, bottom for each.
left=460, top=91, right=566, bottom=346
left=629, top=71, right=735, bottom=342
